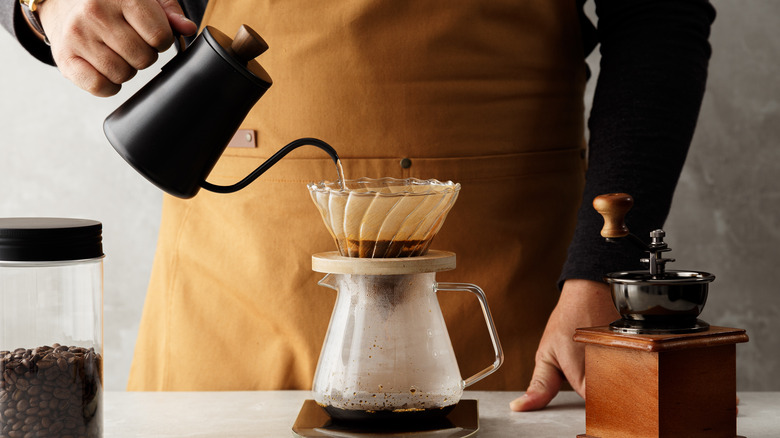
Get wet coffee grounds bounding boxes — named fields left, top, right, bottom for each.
left=344, top=239, right=432, bottom=258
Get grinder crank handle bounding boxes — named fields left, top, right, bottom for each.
left=593, top=193, right=648, bottom=250
left=434, top=282, right=504, bottom=388
left=593, top=193, right=634, bottom=238
left=594, top=193, right=677, bottom=276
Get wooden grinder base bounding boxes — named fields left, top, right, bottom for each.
left=574, top=326, right=748, bottom=438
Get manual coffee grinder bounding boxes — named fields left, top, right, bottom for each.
left=292, top=178, right=504, bottom=437
left=575, top=193, right=748, bottom=438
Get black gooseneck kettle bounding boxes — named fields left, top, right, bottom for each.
left=103, top=25, right=339, bottom=199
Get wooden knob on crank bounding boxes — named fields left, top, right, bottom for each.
left=593, top=193, right=634, bottom=238
left=231, top=25, right=269, bottom=64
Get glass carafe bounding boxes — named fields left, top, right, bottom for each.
left=311, top=250, right=503, bottom=423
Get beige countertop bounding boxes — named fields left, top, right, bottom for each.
left=103, top=390, right=777, bottom=437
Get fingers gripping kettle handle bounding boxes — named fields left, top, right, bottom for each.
left=434, top=282, right=504, bottom=388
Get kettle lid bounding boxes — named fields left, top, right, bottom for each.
left=203, top=25, right=273, bottom=88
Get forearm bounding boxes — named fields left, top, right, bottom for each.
left=560, top=0, right=716, bottom=286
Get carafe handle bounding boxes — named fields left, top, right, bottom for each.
left=434, top=282, right=504, bottom=387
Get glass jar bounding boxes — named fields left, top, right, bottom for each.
left=0, top=218, right=103, bottom=438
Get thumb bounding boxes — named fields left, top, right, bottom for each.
left=509, top=360, right=563, bottom=412
left=157, top=0, right=198, bottom=36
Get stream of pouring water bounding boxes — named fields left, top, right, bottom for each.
left=336, top=158, right=347, bottom=191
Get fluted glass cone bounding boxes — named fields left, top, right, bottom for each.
left=307, top=178, right=460, bottom=258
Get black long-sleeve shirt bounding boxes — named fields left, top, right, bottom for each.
left=0, top=0, right=716, bottom=288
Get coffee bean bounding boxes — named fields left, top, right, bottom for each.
left=55, top=376, right=71, bottom=388
left=44, top=368, right=59, bottom=382
left=48, top=421, right=63, bottom=434
left=35, top=360, right=53, bottom=371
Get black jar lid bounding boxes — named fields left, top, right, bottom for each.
left=0, top=218, right=103, bottom=262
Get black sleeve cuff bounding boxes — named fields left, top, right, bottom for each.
left=11, top=1, right=55, bottom=65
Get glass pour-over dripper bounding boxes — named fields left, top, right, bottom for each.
left=307, top=178, right=460, bottom=258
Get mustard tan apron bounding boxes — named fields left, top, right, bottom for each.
left=128, top=0, right=587, bottom=391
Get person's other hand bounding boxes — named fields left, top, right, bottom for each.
left=509, top=279, right=619, bottom=411
left=37, top=0, right=198, bottom=96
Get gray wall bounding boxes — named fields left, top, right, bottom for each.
left=1, top=0, right=778, bottom=391
left=665, top=1, right=780, bottom=390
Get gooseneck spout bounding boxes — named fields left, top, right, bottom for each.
left=200, top=137, right=340, bottom=194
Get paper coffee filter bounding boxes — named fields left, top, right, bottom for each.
left=308, top=177, right=460, bottom=258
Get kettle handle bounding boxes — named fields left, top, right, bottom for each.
left=434, top=282, right=504, bottom=387
left=173, top=31, right=188, bottom=52
left=200, top=137, right=340, bottom=194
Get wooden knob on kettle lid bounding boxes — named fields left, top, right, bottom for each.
left=231, top=25, right=269, bottom=64
left=593, top=193, right=634, bottom=238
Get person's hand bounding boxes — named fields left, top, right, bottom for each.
left=37, top=0, right=198, bottom=97
left=509, top=279, right=619, bottom=411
